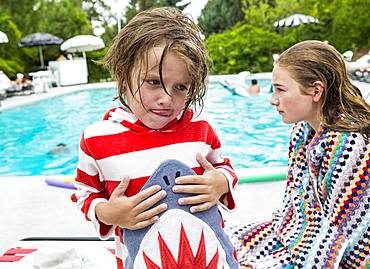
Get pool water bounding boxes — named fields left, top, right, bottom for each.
left=206, top=81, right=290, bottom=168
left=0, top=81, right=291, bottom=176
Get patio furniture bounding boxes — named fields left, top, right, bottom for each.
left=29, top=70, right=58, bottom=93
left=0, top=71, right=11, bottom=103
left=48, top=59, right=88, bottom=86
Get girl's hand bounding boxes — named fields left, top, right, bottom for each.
left=172, top=153, right=229, bottom=213
left=95, top=177, right=167, bottom=230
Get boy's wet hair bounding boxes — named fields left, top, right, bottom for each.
left=276, top=40, right=370, bottom=134
left=101, top=7, right=210, bottom=113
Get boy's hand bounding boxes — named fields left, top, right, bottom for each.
left=95, top=177, right=167, bottom=230
left=172, top=153, right=229, bottom=213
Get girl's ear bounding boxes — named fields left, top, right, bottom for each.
left=312, top=81, right=324, bottom=102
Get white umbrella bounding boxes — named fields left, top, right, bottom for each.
left=0, top=31, right=9, bottom=43
left=274, top=14, right=319, bottom=28
left=61, top=35, right=105, bottom=58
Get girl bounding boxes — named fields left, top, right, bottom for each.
left=72, top=7, right=238, bottom=269
left=229, top=40, right=370, bottom=268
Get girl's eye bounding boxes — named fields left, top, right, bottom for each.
left=274, top=87, right=284, bottom=93
left=174, top=84, right=188, bottom=92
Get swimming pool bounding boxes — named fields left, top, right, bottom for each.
left=0, top=80, right=291, bottom=176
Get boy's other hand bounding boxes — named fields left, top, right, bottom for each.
left=172, top=153, right=229, bottom=213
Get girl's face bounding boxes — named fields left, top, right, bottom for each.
left=127, top=46, right=191, bottom=130
left=270, top=64, right=321, bottom=130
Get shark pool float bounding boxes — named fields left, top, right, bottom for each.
left=123, top=159, right=239, bottom=269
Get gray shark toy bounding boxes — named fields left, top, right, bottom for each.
left=123, top=159, right=239, bottom=269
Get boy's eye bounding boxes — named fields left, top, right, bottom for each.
left=146, top=79, right=160, bottom=86
left=174, top=84, right=188, bottom=92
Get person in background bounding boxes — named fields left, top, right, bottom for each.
left=10, top=73, right=34, bottom=95
left=57, top=50, right=72, bottom=61
left=226, top=40, right=370, bottom=268
left=47, top=143, right=68, bottom=155
left=13, top=73, right=25, bottom=91
left=71, top=7, right=238, bottom=269
left=249, top=79, right=260, bottom=95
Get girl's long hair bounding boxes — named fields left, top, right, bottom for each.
left=276, top=40, right=370, bottom=135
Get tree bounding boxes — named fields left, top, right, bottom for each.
left=330, top=0, right=370, bottom=52
left=0, top=0, right=39, bottom=35
left=124, top=0, right=190, bottom=23
left=242, top=0, right=281, bottom=29
left=30, top=0, right=92, bottom=39
left=205, top=24, right=287, bottom=74
left=163, top=0, right=190, bottom=10
left=198, top=0, right=244, bottom=37
left=0, top=13, right=24, bottom=78
left=0, top=0, right=369, bottom=80
left=82, top=0, right=114, bottom=26
left=0, top=0, right=95, bottom=74
left=271, top=0, right=370, bottom=53
left=16, top=0, right=93, bottom=70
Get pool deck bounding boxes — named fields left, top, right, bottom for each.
left=1, top=78, right=369, bottom=258
left=0, top=176, right=286, bottom=257
left=0, top=81, right=116, bottom=112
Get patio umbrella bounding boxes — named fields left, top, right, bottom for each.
left=273, top=14, right=319, bottom=28
left=0, top=31, right=8, bottom=43
left=60, top=35, right=105, bottom=59
left=18, top=32, right=63, bottom=68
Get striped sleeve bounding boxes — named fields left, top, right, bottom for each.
left=71, top=132, right=115, bottom=240
left=206, top=127, right=238, bottom=211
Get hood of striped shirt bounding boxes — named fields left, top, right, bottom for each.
left=103, top=107, right=195, bottom=133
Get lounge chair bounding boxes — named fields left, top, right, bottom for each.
left=0, top=88, right=6, bottom=105
left=29, top=70, right=58, bottom=93
left=0, top=71, right=12, bottom=105
left=4, top=73, right=35, bottom=97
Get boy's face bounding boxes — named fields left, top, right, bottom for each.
left=127, top=46, right=191, bottom=130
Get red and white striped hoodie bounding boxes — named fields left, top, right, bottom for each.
left=71, top=107, right=238, bottom=268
